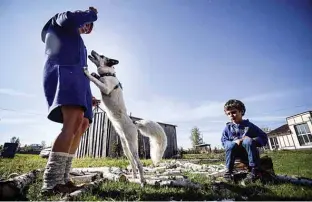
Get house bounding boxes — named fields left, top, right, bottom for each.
left=267, top=110, right=312, bottom=150
left=195, top=143, right=211, bottom=153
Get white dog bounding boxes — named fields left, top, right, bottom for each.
left=84, top=50, right=167, bottom=184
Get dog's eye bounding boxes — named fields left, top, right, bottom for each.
left=100, top=55, right=105, bottom=59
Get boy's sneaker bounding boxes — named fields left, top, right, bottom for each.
left=223, top=169, right=233, bottom=181
left=244, top=167, right=259, bottom=184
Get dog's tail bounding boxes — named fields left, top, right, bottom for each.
left=134, top=120, right=167, bottom=166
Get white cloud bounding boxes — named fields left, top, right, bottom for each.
left=126, top=95, right=225, bottom=123
left=0, top=88, right=36, bottom=98
left=241, top=89, right=305, bottom=103
left=0, top=119, right=61, bottom=147
left=0, top=118, right=39, bottom=125
left=249, top=116, right=286, bottom=122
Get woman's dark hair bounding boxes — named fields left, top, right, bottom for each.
left=224, top=99, right=246, bottom=116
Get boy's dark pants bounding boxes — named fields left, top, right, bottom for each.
left=224, top=138, right=260, bottom=171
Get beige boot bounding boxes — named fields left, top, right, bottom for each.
left=64, top=154, right=85, bottom=192
left=41, top=152, right=69, bottom=195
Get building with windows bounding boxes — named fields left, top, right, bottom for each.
left=267, top=110, right=312, bottom=150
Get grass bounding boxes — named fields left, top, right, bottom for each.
left=1, top=149, right=312, bottom=201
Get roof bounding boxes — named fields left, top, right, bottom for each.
left=286, top=110, right=312, bottom=119
left=267, top=124, right=290, bottom=136
left=195, top=143, right=211, bottom=147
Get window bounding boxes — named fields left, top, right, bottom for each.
left=269, top=137, right=279, bottom=149
left=294, top=123, right=312, bottom=146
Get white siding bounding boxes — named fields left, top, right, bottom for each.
left=286, top=112, right=312, bottom=149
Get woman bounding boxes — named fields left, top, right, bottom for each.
left=40, top=7, right=98, bottom=195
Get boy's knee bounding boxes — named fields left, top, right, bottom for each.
left=225, top=141, right=237, bottom=151
left=242, top=138, right=254, bottom=147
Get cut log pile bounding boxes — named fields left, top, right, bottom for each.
left=0, top=169, right=43, bottom=200
left=64, top=160, right=226, bottom=200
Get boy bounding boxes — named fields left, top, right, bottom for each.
left=221, top=99, right=268, bottom=182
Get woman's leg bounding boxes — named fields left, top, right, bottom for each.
left=41, top=106, right=84, bottom=193
left=64, top=118, right=90, bottom=183
left=64, top=83, right=93, bottom=184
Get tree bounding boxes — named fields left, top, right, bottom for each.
left=41, top=141, right=46, bottom=148
left=10, top=137, right=17, bottom=143
left=9, top=136, right=21, bottom=152
left=10, top=136, right=20, bottom=146
left=190, top=126, right=203, bottom=149
left=261, top=127, right=271, bottom=133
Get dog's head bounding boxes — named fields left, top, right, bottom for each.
left=88, top=50, right=119, bottom=75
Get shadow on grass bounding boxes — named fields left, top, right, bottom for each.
left=210, top=181, right=310, bottom=201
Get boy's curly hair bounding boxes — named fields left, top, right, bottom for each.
left=224, top=99, right=246, bottom=116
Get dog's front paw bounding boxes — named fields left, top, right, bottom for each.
left=91, top=72, right=101, bottom=80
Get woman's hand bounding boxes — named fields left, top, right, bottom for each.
left=92, top=96, right=101, bottom=106
left=89, top=7, right=98, bottom=14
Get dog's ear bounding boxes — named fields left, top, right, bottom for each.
left=106, top=58, right=119, bottom=67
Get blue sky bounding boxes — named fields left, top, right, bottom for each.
left=0, top=0, right=311, bottom=149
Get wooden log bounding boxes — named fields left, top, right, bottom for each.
left=191, top=171, right=214, bottom=176
left=71, top=167, right=111, bottom=174
left=127, top=178, right=161, bottom=186
left=71, top=173, right=101, bottom=184
left=71, top=167, right=125, bottom=175
left=159, top=170, right=183, bottom=176
left=205, top=169, right=227, bottom=179
left=158, top=179, right=202, bottom=189
left=0, top=169, right=42, bottom=200
left=126, top=174, right=186, bottom=181
left=146, top=166, right=167, bottom=172
left=102, top=173, right=128, bottom=182
left=62, top=178, right=106, bottom=201
left=182, top=162, right=203, bottom=170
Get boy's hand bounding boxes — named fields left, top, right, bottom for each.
left=234, top=139, right=243, bottom=145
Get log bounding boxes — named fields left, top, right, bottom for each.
left=127, top=178, right=161, bottom=186
left=160, top=170, right=183, bottom=176
left=62, top=178, right=106, bottom=201
left=125, top=174, right=186, bottom=181
left=70, top=167, right=111, bottom=174
left=102, top=173, right=128, bottom=182
left=146, top=166, right=167, bottom=173
left=71, top=167, right=126, bottom=175
left=191, top=171, right=214, bottom=176
left=0, top=169, right=42, bottom=200
left=181, top=162, right=203, bottom=170
left=158, top=179, right=202, bottom=189
left=71, top=173, right=101, bottom=184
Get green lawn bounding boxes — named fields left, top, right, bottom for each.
left=0, top=149, right=312, bottom=201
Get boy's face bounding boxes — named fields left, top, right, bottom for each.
left=225, top=108, right=243, bottom=123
